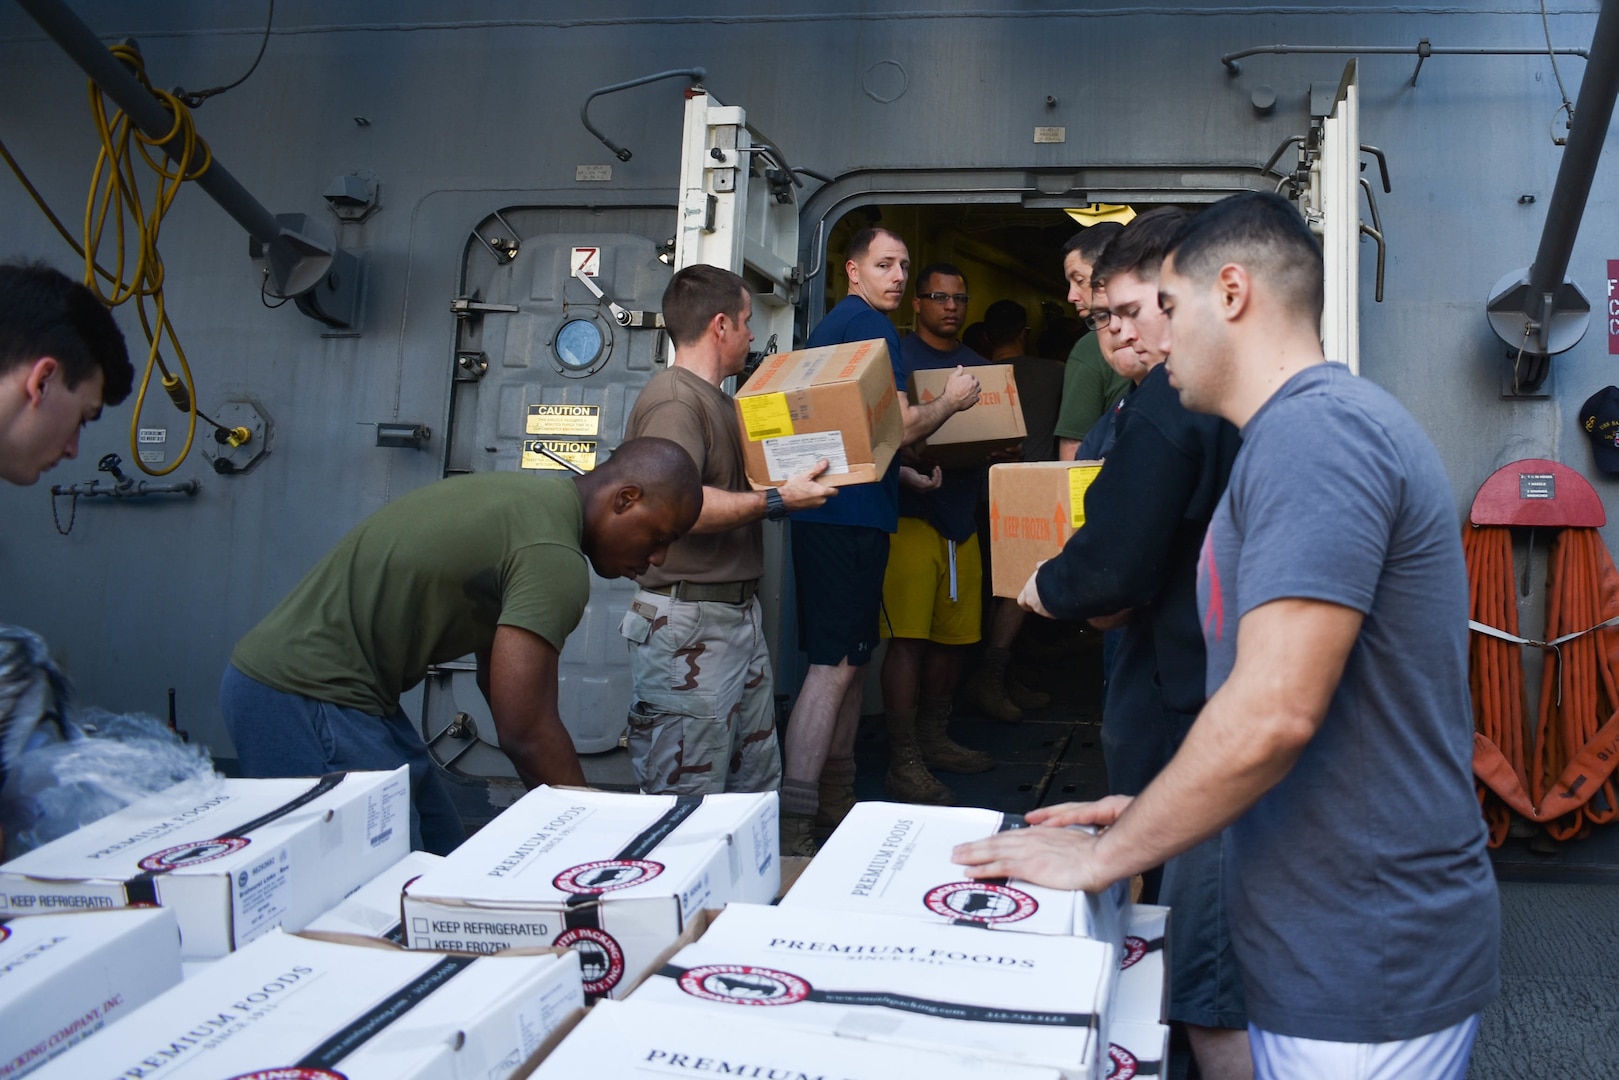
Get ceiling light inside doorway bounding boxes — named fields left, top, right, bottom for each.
left=1065, top=203, right=1136, bottom=226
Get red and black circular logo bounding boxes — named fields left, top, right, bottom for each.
left=1121, top=935, right=1148, bottom=970
left=922, top=881, right=1038, bottom=924
left=677, top=964, right=811, bottom=1006
left=554, top=926, right=626, bottom=995
left=138, top=837, right=250, bottom=872
left=551, top=859, right=664, bottom=895
left=225, top=1070, right=346, bottom=1080
left=1107, top=1043, right=1139, bottom=1079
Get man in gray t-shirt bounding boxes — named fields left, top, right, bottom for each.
left=954, top=192, right=1497, bottom=1079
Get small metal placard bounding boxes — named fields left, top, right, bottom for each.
left=1519, top=473, right=1555, bottom=500
left=137, top=428, right=166, bottom=444
left=1033, top=126, right=1067, bottom=144
left=576, top=164, right=613, bottom=182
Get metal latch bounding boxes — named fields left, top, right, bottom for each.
left=450, top=297, right=519, bottom=318
left=572, top=267, right=663, bottom=328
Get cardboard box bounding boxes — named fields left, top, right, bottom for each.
left=1115, top=903, right=1170, bottom=1025
left=1108, top=1019, right=1170, bottom=1080
left=305, top=850, right=444, bottom=942
left=28, top=929, right=583, bottom=1080
left=0, top=770, right=410, bottom=959
left=778, top=802, right=1128, bottom=954
left=0, top=908, right=182, bottom=1078
left=631, top=901, right=1116, bottom=1080
left=988, top=460, right=1104, bottom=597
left=402, top=788, right=778, bottom=999
left=910, top=363, right=1028, bottom=467
left=528, top=996, right=1064, bottom=1079
left=734, top=338, right=902, bottom=489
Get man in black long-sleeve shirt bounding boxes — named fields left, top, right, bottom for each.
left=1016, top=208, right=1250, bottom=1080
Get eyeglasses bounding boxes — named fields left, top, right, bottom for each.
left=1083, top=309, right=1114, bottom=331
left=919, top=292, right=970, bottom=306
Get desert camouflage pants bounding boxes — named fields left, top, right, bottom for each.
left=619, top=589, right=782, bottom=795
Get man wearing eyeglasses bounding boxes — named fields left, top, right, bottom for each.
left=1054, top=224, right=1132, bottom=462
left=875, top=264, right=1006, bottom=807
left=1018, top=207, right=1252, bottom=1080
left=780, top=228, right=982, bottom=854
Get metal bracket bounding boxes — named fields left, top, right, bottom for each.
left=451, top=296, right=519, bottom=319
left=571, top=266, right=661, bottom=328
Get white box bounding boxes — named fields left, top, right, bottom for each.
left=0, top=908, right=181, bottom=1078
left=530, top=996, right=1064, bottom=1079
left=1116, top=903, right=1170, bottom=1025
left=1108, top=1019, right=1170, bottom=1079
left=402, top=787, right=778, bottom=998
left=306, top=850, right=444, bottom=941
left=28, top=928, right=583, bottom=1080
left=632, top=902, right=1116, bottom=1079
left=0, top=770, right=410, bottom=959
left=780, top=802, right=1129, bottom=950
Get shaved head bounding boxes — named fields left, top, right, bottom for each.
left=576, top=437, right=702, bottom=579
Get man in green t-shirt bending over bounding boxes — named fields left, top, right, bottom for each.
left=222, top=438, right=702, bottom=853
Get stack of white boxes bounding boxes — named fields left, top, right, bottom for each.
left=400, top=786, right=779, bottom=999
left=528, top=799, right=1168, bottom=1079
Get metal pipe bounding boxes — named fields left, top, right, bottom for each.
left=580, top=67, right=705, bottom=162
left=1223, top=41, right=1589, bottom=76
left=16, top=0, right=283, bottom=245
left=1526, top=0, right=1619, bottom=307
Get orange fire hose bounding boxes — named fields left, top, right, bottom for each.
left=1467, top=525, right=1619, bottom=846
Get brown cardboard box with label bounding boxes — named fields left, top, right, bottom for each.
left=733, top=339, right=902, bottom=489
left=987, top=460, right=1104, bottom=597
left=909, top=363, right=1027, bottom=467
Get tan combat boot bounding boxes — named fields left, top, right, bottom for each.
left=915, top=697, right=995, bottom=773
left=780, top=812, right=820, bottom=857
left=962, top=646, right=1023, bottom=723
left=883, top=708, right=956, bottom=805
left=1008, top=677, right=1051, bottom=710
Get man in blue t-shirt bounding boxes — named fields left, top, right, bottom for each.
left=954, top=192, right=1498, bottom=1079
left=878, top=263, right=1008, bottom=807
left=780, top=228, right=981, bottom=854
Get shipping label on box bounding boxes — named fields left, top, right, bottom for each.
left=0, top=907, right=181, bottom=1079
left=529, top=996, right=1064, bottom=1079
left=988, top=460, right=1103, bottom=597
left=779, top=803, right=1128, bottom=953
left=0, top=769, right=409, bottom=959
left=734, top=338, right=902, bottom=489
left=910, top=363, right=1028, bottom=467
left=635, top=901, right=1115, bottom=1080
left=402, top=788, right=778, bottom=999
left=1115, top=904, right=1170, bottom=1026
left=305, top=850, right=444, bottom=942
left=28, top=929, right=583, bottom=1080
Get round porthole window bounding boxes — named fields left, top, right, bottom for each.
left=554, top=318, right=605, bottom=371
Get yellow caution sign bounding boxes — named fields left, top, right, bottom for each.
left=522, top=439, right=598, bottom=471
left=526, top=403, right=601, bottom=436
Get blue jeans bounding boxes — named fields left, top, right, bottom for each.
left=220, top=664, right=465, bottom=855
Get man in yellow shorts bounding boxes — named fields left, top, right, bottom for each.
left=877, top=263, right=1001, bottom=805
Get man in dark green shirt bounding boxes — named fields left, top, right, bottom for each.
left=221, top=438, right=701, bottom=853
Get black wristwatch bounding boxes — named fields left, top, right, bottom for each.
left=764, top=488, right=789, bottom=521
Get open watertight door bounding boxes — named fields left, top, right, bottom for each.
left=1308, top=60, right=1361, bottom=372
left=1294, top=59, right=1388, bottom=375
left=671, top=87, right=806, bottom=694
left=671, top=88, right=802, bottom=365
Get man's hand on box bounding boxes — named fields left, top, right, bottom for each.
left=1026, top=795, right=1134, bottom=830
left=900, top=464, right=943, bottom=491
left=1017, top=562, right=1053, bottom=617
left=944, top=365, right=981, bottom=412
left=780, top=459, right=837, bottom=511
left=951, top=819, right=1112, bottom=892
